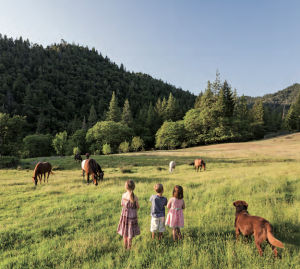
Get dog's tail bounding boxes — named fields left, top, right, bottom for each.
left=266, top=222, right=284, bottom=248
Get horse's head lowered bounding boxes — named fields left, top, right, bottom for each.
left=92, top=173, right=98, bottom=186
left=32, top=176, right=38, bottom=186
left=202, top=161, right=206, bottom=170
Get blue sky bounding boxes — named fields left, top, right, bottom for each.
left=1, top=0, right=299, bottom=97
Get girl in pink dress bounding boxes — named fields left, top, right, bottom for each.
left=117, top=180, right=140, bottom=249
left=165, top=185, right=185, bottom=240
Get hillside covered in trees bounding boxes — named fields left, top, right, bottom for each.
left=244, top=83, right=300, bottom=109
left=0, top=34, right=195, bottom=135
left=1, top=33, right=300, bottom=159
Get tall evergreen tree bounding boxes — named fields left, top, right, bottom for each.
left=194, top=91, right=203, bottom=109
left=121, top=99, right=133, bottom=127
left=238, top=95, right=249, bottom=121
left=198, top=81, right=214, bottom=110
left=250, top=99, right=265, bottom=124
left=106, top=91, right=119, bottom=122
left=82, top=116, right=86, bottom=130
left=222, top=80, right=234, bottom=117
left=165, top=93, right=178, bottom=121
left=87, top=104, right=97, bottom=129
left=212, top=70, right=221, bottom=100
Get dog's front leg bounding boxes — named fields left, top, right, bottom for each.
left=235, top=227, right=240, bottom=240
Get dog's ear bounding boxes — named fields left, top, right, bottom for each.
left=242, top=201, right=248, bottom=207
left=233, top=201, right=237, bottom=207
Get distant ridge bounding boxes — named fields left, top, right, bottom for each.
left=244, top=83, right=300, bottom=109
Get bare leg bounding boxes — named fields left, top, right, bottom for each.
left=127, top=238, right=132, bottom=249
left=152, top=232, right=155, bottom=239
left=176, top=228, right=182, bottom=239
left=172, top=228, right=177, bottom=240
left=123, top=237, right=128, bottom=249
left=158, top=232, right=163, bottom=240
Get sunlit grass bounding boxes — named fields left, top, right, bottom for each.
left=0, top=133, right=300, bottom=268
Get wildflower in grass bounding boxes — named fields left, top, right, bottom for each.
left=149, top=183, right=168, bottom=240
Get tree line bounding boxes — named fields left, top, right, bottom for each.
left=0, top=34, right=299, bottom=158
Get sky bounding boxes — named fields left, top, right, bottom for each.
left=1, top=0, right=299, bottom=97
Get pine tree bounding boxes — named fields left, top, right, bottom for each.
left=215, top=88, right=226, bottom=116
left=121, top=99, right=133, bottom=127
left=238, top=95, right=249, bottom=121
left=165, top=93, right=178, bottom=121
left=87, top=104, right=97, bottom=129
left=284, top=92, right=300, bottom=131
left=198, top=81, right=214, bottom=110
left=250, top=99, right=264, bottom=124
left=82, top=116, right=86, bottom=130
left=222, top=80, right=234, bottom=117
left=194, top=91, right=203, bottom=109
left=36, top=112, right=45, bottom=134
left=212, top=70, right=221, bottom=101
left=106, top=91, right=119, bottom=122
left=161, top=97, right=167, bottom=118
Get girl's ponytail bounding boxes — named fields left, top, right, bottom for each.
left=130, top=190, right=135, bottom=204
left=125, top=179, right=136, bottom=204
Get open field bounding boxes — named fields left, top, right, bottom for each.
left=1, top=133, right=300, bottom=268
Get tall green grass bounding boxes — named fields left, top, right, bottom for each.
left=1, top=135, right=300, bottom=268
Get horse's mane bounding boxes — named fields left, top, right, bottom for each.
left=33, top=162, right=41, bottom=177
left=90, top=159, right=98, bottom=174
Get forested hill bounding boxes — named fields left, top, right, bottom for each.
left=244, top=83, right=300, bottom=109
left=0, top=34, right=195, bottom=134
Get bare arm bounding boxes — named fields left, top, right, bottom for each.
left=182, top=200, right=185, bottom=210
left=134, top=196, right=140, bottom=209
left=166, top=197, right=173, bottom=209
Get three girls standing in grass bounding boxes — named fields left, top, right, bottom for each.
left=117, top=180, right=185, bottom=249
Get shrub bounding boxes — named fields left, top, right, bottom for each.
left=102, top=144, right=111, bottom=155
left=119, top=141, right=130, bottom=153
left=73, top=147, right=81, bottom=155
left=120, top=167, right=132, bottom=173
left=131, top=136, right=144, bottom=152
left=156, top=166, right=165, bottom=171
left=0, top=156, right=19, bottom=168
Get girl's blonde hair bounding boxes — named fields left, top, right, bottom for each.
left=125, top=179, right=135, bottom=203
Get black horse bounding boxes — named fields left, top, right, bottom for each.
left=74, top=153, right=83, bottom=163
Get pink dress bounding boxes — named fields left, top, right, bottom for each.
left=165, top=197, right=184, bottom=228
left=117, top=198, right=140, bottom=238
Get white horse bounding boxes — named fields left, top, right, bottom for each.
left=169, top=161, right=176, bottom=172
left=81, top=160, right=86, bottom=177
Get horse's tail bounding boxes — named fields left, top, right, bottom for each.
left=50, top=171, right=54, bottom=175
left=266, top=222, right=284, bottom=248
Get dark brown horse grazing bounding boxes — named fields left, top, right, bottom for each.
left=83, top=159, right=103, bottom=186
left=74, top=153, right=82, bottom=163
left=32, top=162, right=54, bottom=185
left=194, top=159, right=206, bottom=172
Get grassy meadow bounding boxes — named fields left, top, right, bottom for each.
left=1, top=133, right=300, bottom=268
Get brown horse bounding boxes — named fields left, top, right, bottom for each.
left=194, top=159, right=206, bottom=172
left=83, top=159, right=104, bottom=186
left=32, top=162, right=54, bottom=185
